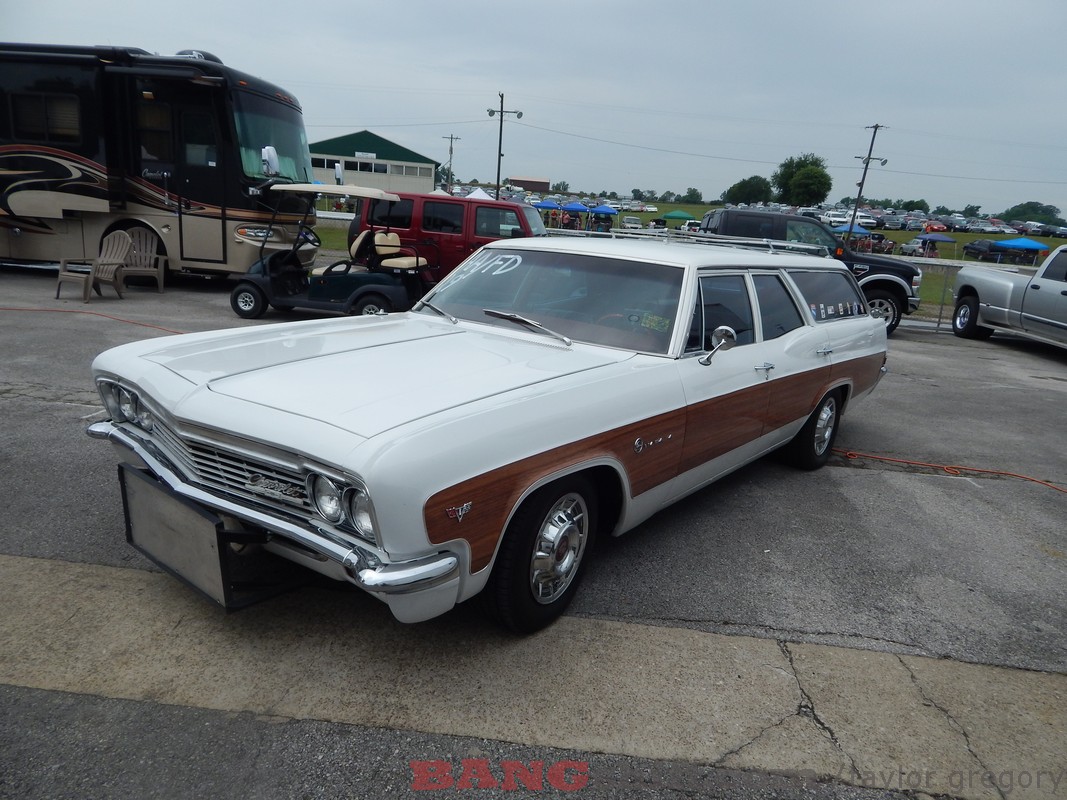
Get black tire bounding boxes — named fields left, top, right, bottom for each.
left=230, top=283, right=268, bottom=319
left=349, top=294, right=392, bottom=315
left=864, top=288, right=902, bottom=335
left=952, top=295, right=994, bottom=339
left=484, top=476, right=598, bottom=634
left=783, top=391, right=841, bottom=471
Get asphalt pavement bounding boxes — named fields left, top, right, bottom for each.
left=1, top=266, right=1064, bottom=800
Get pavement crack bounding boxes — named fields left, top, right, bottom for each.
left=777, top=641, right=861, bottom=777
left=897, top=655, right=1008, bottom=800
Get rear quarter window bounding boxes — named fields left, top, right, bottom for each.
left=788, top=269, right=867, bottom=322
left=368, top=198, right=413, bottom=229
left=424, top=201, right=464, bottom=233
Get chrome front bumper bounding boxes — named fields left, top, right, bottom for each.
left=87, top=421, right=460, bottom=618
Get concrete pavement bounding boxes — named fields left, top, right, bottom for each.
left=1, top=554, right=1063, bottom=799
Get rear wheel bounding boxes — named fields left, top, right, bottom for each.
left=230, top=283, right=268, bottom=319
left=350, top=294, right=391, bottom=315
left=784, top=391, right=840, bottom=470
left=952, top=296, right=994, bottom=339
left=485, top=476, right=597, bottom=634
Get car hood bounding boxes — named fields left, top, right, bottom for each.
left=843, top=250, right=920, bottom=277
left=141, top=316, right=633, bottom=438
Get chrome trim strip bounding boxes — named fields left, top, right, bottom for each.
left=87, top=421, right=459, bottom=594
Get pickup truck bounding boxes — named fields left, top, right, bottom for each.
left=952, top=245, right=1067, bottom=347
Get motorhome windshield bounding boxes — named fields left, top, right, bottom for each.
left=232, top=91, right=312, bottom=182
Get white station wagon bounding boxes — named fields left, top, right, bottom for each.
left=89, top=237, right=887, bottom=633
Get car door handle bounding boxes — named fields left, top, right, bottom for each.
left=754, top=363, right=775, bottom=380
left=817, top=347, right=834, bottom=356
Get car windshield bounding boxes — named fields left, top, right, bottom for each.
left=419, top=248, right=683, bottom=354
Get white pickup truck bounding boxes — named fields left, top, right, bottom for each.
left=952, top=244, right=1067, bottom=347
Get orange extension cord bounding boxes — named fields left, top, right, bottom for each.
left=0, top=306, right=185, bottom=334
left=834, top=449, right=1067, bottom=494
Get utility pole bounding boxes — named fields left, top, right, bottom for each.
left=487, top=92, right=522, bottom=200
left=442, top=134, right=460, bottom=194
left=848, top=123, right=887, bottom=241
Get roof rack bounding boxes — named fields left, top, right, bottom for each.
left=543, top=227, right=830, bottom=258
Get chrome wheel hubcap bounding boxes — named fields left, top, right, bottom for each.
left=529, top=493, right=588, bottom=604
left=813, top=398, right=837, bottom=456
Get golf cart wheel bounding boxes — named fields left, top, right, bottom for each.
left=350, top=295, right=392, bottom=315
left=230, top=283, right=268, bottom=319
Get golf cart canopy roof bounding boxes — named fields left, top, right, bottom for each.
left=268, top=183, right=401, bottom=202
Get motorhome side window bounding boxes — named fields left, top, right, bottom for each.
left=686, top=274, right=755, bottom=351
left=423, top=201, right=464, bottom=234
left=369, top=198, right=414, bottom=229
left=788, top=270, right=867, bottom=322
left=12, top=93, right=81, bottom=143
left=752, top=274, right=805, bottom=340
left=137, top=101, right=172, bottom=162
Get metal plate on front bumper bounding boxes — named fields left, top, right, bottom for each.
left=119, top=464, right=306, bottom=609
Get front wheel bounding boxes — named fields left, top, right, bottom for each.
left=484, top=476, right=598, bottom=634
left=864, top=289, right=902, bottom=335
left=783, top=391, right=840, bottom=470
left=952, top=296, right=994, bottom=339
left=230, top=283, right=268, bottom=319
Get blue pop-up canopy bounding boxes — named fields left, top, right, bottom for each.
left=996, top=237, right=1047, bottom=250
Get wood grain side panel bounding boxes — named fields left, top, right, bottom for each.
left=424, top=408, right=687, bottom=572
left=677, top=383, right=768, bottom=474
left=763, top=366, right=833, bottom=432
left=831, top=352, right=885, bottom=397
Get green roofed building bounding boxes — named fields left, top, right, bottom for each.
left=309, top=130, right=439, bottom=193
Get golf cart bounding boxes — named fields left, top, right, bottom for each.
left=229, top=183, right=436, bottom=319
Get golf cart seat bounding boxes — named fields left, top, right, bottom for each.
left=312, top=230, right=373, bottom=275
left=373, top=231, right=427, bottom=271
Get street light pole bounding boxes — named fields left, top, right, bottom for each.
left=487, top=92, right=522, bottom=200
left=848, top=123, right=887, bottom=241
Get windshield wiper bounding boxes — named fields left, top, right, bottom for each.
left=413, top=298, right=457, bottom=324
left=482, top=309, right=572, bottom=346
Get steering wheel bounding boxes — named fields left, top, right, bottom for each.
left=298, top=224, right=322, bottom=249
left=597, top=312, right=632, bottom=327
left=322, top=261, right=351, bottom=275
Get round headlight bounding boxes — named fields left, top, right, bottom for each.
left=310, top=475, right=344, bottom=523
left=347, top=487, right=376, bottom=538
left=117, top=387, right=138, bottom=421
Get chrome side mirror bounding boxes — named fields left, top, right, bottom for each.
left=699, top=326, right=737, bottom=365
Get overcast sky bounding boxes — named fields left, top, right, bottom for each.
left=7, top=0, right=1065, bottom=215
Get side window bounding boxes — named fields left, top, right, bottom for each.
left=475, top=207, right=524, bottom=238
left=731, top=215, right=774, bottom=239
left=12, top=93, right=81, bottom=143
left=1040, top=250, right=1067, bottom=282
left=368, top=198, right=413, bottom=229
left=753, top=274, right=805, bottom=339
left=686, top=275, right=755, bottom=351
left=785, top=219, right=837, bottom=249
left=424, top=201, right=464, bottom=234
left=788, top=270, right=867, bottom=322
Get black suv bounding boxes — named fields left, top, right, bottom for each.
left=699, top=209, right=921, bottom=334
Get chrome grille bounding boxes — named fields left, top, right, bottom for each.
left=151, top=419, right=310, bottom=516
